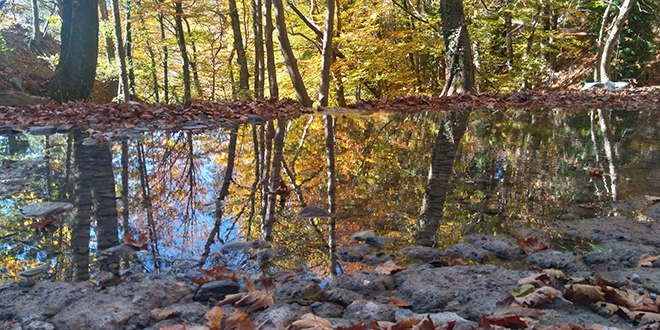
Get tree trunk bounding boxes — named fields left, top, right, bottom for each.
left=228, top=0, right=251, bottom=99
left=595, top=0, right=636, bottom=83
left=416, top=111, right=469, bottom=246
left=30, top=0, right=42, bottom=48
left=174, top=2, right=192, bottom=101
left=52, top=0, right=98, bottom=101
left=324, top=115, right=338, bottom=275
left=262, top=119, right=287, bottom=241
left=272, top=0, right=313, bottom=106
left=252, top=0, right=265, bottom=99
left=318, top=0, right=334, bottom=106
left=98, top=0, right=116, bottom=63
left=111, top=0, right=130, bottom=101
left=265, top=0, right=279, bottom=98
left=125, top=4, right=135, bottom=98
left=440, top=0, right=475, bottom=96
left=159, top=12, right=169, bottom=103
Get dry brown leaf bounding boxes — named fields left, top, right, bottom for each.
left=225, top=308, right=261, bottom=330
left=485, top=313, right=527, bottom=328
left=149, top=308, right=179, bottom=322
left=204, top=306, right=226, bottom=329
left=591, top=301, right=619, bottom=317
left=375, top=260, right=405, bottom=275
left=517, top=237, right=548, bottom=255
left=518, top=273, right=552, bottom=287
left=644, top=195, right=660, bottom=202
left=287, top=313, right=333, bottom=330
left=625, top=310, right=660, bottom=325
left=514, top=286, right=572, bottom=307
left=387, top=298, right=412, bottom=307
left=194, top=265, right=240, bottom=285
left=637, top=254, right=660, bottom=267
left=565, top=284, right=605, bottom=302
left=543, top=269, right=568, bottom=280
left=218, top=275, right=275, bottom=311
left=123, top=231, right=149, bottom=250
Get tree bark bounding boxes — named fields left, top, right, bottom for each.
left=595, top=0, right=636, bottom=83
left=159, top=12, right=169, bottom=103
left=272, top=0, right=313, bottom=106
left=98, top=0, right=116, bottom=63
left=252, top=0, right=265, bottom=99
left=228, top=0, right=251, bottom=99
left=52, top=0, right=98, bottom=101
left=264, top=0, right=279, bottom=98
left=30, top=0, right=42, bottom=48
left=324, top=115, right=338, bottom=275
left=262, top=119, right=287, bottom=241
left=111, top=0, right=130, bottom=101
left=318, top=0, right=334, bottom=106
left=440, top=0, right=475, bottom=96
left=174, top=1, right=192, bottom=101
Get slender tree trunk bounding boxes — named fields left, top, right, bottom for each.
left=272, top=0, right=313, bottom=106
left=440, top=0, right=475, bottom=96
left=200, top=128, right=239, bottom=265
left=595, top=0, right=635, bottom=83
left=174, top=2, right=192, bottom=101
left=228, top=0, right=251, bottom=99
left=98, top=0, right=116, bottom=65
left=324, top=115, right=338, bottom=275
left=264, top=0, right=279, bottom=98
left=184, top=17, right=204, bottom=98
left=137, top=142, right=160, bottom=259
left=159, top=12, right=169, bottom=103
left=318, top=0, right=334, bottom=106
left=504, top=10, right=513, bottom=70
left=53, top=0, right=98, bottom=101
left=252, top=0, right=265, bottom=99
left=125, top=4, right=135, bottom=98
left=262, top=119, right=287, bottom=241
left=333, top=0, right=346, bottom=106
left=260, top=121, right=274, bottom=224
left=121, top=141, right=130, bottom=234
left=111, top=0, right=130, bottom=101
left=30, top=0, right=42, bottom=48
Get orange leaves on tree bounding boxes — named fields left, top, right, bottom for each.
left=218, top=275, right=275, bottom=312
left=516, top=237, right=548, bottom=255
left=193, top=265, right=239, bottom=285
left=123, top=231, right=149, bottom=250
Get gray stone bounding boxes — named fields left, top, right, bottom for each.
left=19, top=202, right=74, bottom=218
left=194, top=279, right=240, bottom=302
left=395, top=309, right=475, bottom=328
left=555, top=216, right=660, bottom=247
left=644, top=202, right=660, bottom=221
left=0, top=281, right=94, bottom=323
left=25, top=321, right=55, bottom=330
left=360, top=251, right=395, bottom=266
left=446, top=242, right=495, bottom=263
left=342, top=300, right=399, bottom=323
left=311, top=302, right=344, bottom=318
left=526, top=249, right=590, bottom=277
left=28, top=126, right=56, bottom=136
left=323, top=288, right=364, bottom=306
left=399, top=245, right=442, bottom=259
left=583, top=251, right=616, bottom=266
left=274, top=280, right=323, bottom=300
left=327, top=271, right=395, bottom=298
left=49, top=274, right=192, bottom=330
left=465, top=234, right=525, bottom=261
left=254, top=303, right=311, bottom=330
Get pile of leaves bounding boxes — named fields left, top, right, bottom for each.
left=0, top=98, right=313, bottom=132
left=345, top=88, right=660, bottom=112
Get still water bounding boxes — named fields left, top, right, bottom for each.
left=1, top=108, right=659, bottom=282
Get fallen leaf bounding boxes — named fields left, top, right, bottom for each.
left=514, top=286, right=571, bottom=307
left=637, top=254, right=660, bottom=267
left=644, top=195, right=660, bottom=202
left=512, top=284, right=535, bottom=297
left=590, top=301, right=619, bottom=317
left=485, top=313, right=528, bottom=328
left=287, top=313, right=333, bottom=330
left=587, top=168, right=604, bottom=177
left=518, top=272, right=552, bottom=287
left=149, top=308, right=179, bottom=322
left=387, top=298, right=412, bottom=307
left=204, top=306, right=226, bottom=329
left=374, top=260, right=405, bottom=275
left=194, top=265, right=240, bottom=285
left=225, top=308, right=261, bottom=330
left=123, top=231, right=149, bottom=250
left=565, top=284, right=605, bottom=302
left=517, top=237, right=548, bottom=254
left=218, top=276, right=275, bottom=311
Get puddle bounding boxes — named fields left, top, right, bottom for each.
left=1, top=108, right=659, bottom=282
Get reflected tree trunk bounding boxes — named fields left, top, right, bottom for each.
left=416, top=111, right=469, bottom=246
left=262, top=119, right=287, bottom=241
left=324, top=115, right=338, bottom=275
left=200, top=128, right=238, bottom=265
left=71, top=130, right=119, bottom=281
left=137, top=142, right=160, bottom=264
left=597, top=109, right=618, bottom=200
left=121, top=141, right=130, bottom=234
left=260, top=121, right=274, bottom=223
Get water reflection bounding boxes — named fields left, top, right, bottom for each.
left=1, top=108, right=659, bottom=281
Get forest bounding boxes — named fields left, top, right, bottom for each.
left=0, top=0, right=659, bottom=104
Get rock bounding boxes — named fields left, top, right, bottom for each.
left=311, top=302, right=344, bottom=318
left=323, top=288, right=364, bottom=306
left=254, top=303, right=311, bottom=330
left=580, top=81, right=629, bottom=91
left=0, top=281, right=94, bottom=323
left=275, top=280, right=323, bottom=301
left=49, top=274, right=193, bottom=330
left=583, top=251, right=616, bottom=266
left=342, top=300, right=399, bottom=323
left=465, top=234, right=525, bottom=261
left=19, top=202, right=74, bottom=218
left=327, top=271, right=395, bottom=298
left=644, top=202, right=660, bottom=221
left=360, top=251, right=395, bottom=266
left=399, top=245, right=442, bottom=259
left=0, top=125, right=22, bottom=135
left=364, top=236, right=392, bottom=248
left=337, top=246, right=365, bottom=262
left=0, top=90, right=50, bottom=106
left=28, top=126, right=57, bottom=136
left=25, top=321, right=55, bottom=330
left=395, top=309, right=475, bottom=328
left=446, top=242, right=495, bottom=263
left=526, top=249, right=590, bottom=277
left=193, top=279, right=240, bottom=302
left=247, top=114, right=263, bottom=124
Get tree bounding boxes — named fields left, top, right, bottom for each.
left=51, top=0, right=98, bottom=101
left=594, top=0, right=637, bottom=83
left=228, top=0, right=250, bottom=99
left=111, top=0, right=131, bottom=101
left=318, top=0, right=335, bottom=106
left=174, top=1, right=192, bottom=101
left=440, top=0, right=475, bottom=95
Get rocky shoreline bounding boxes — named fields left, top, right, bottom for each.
left=2, top=213, right=660, bottom=330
